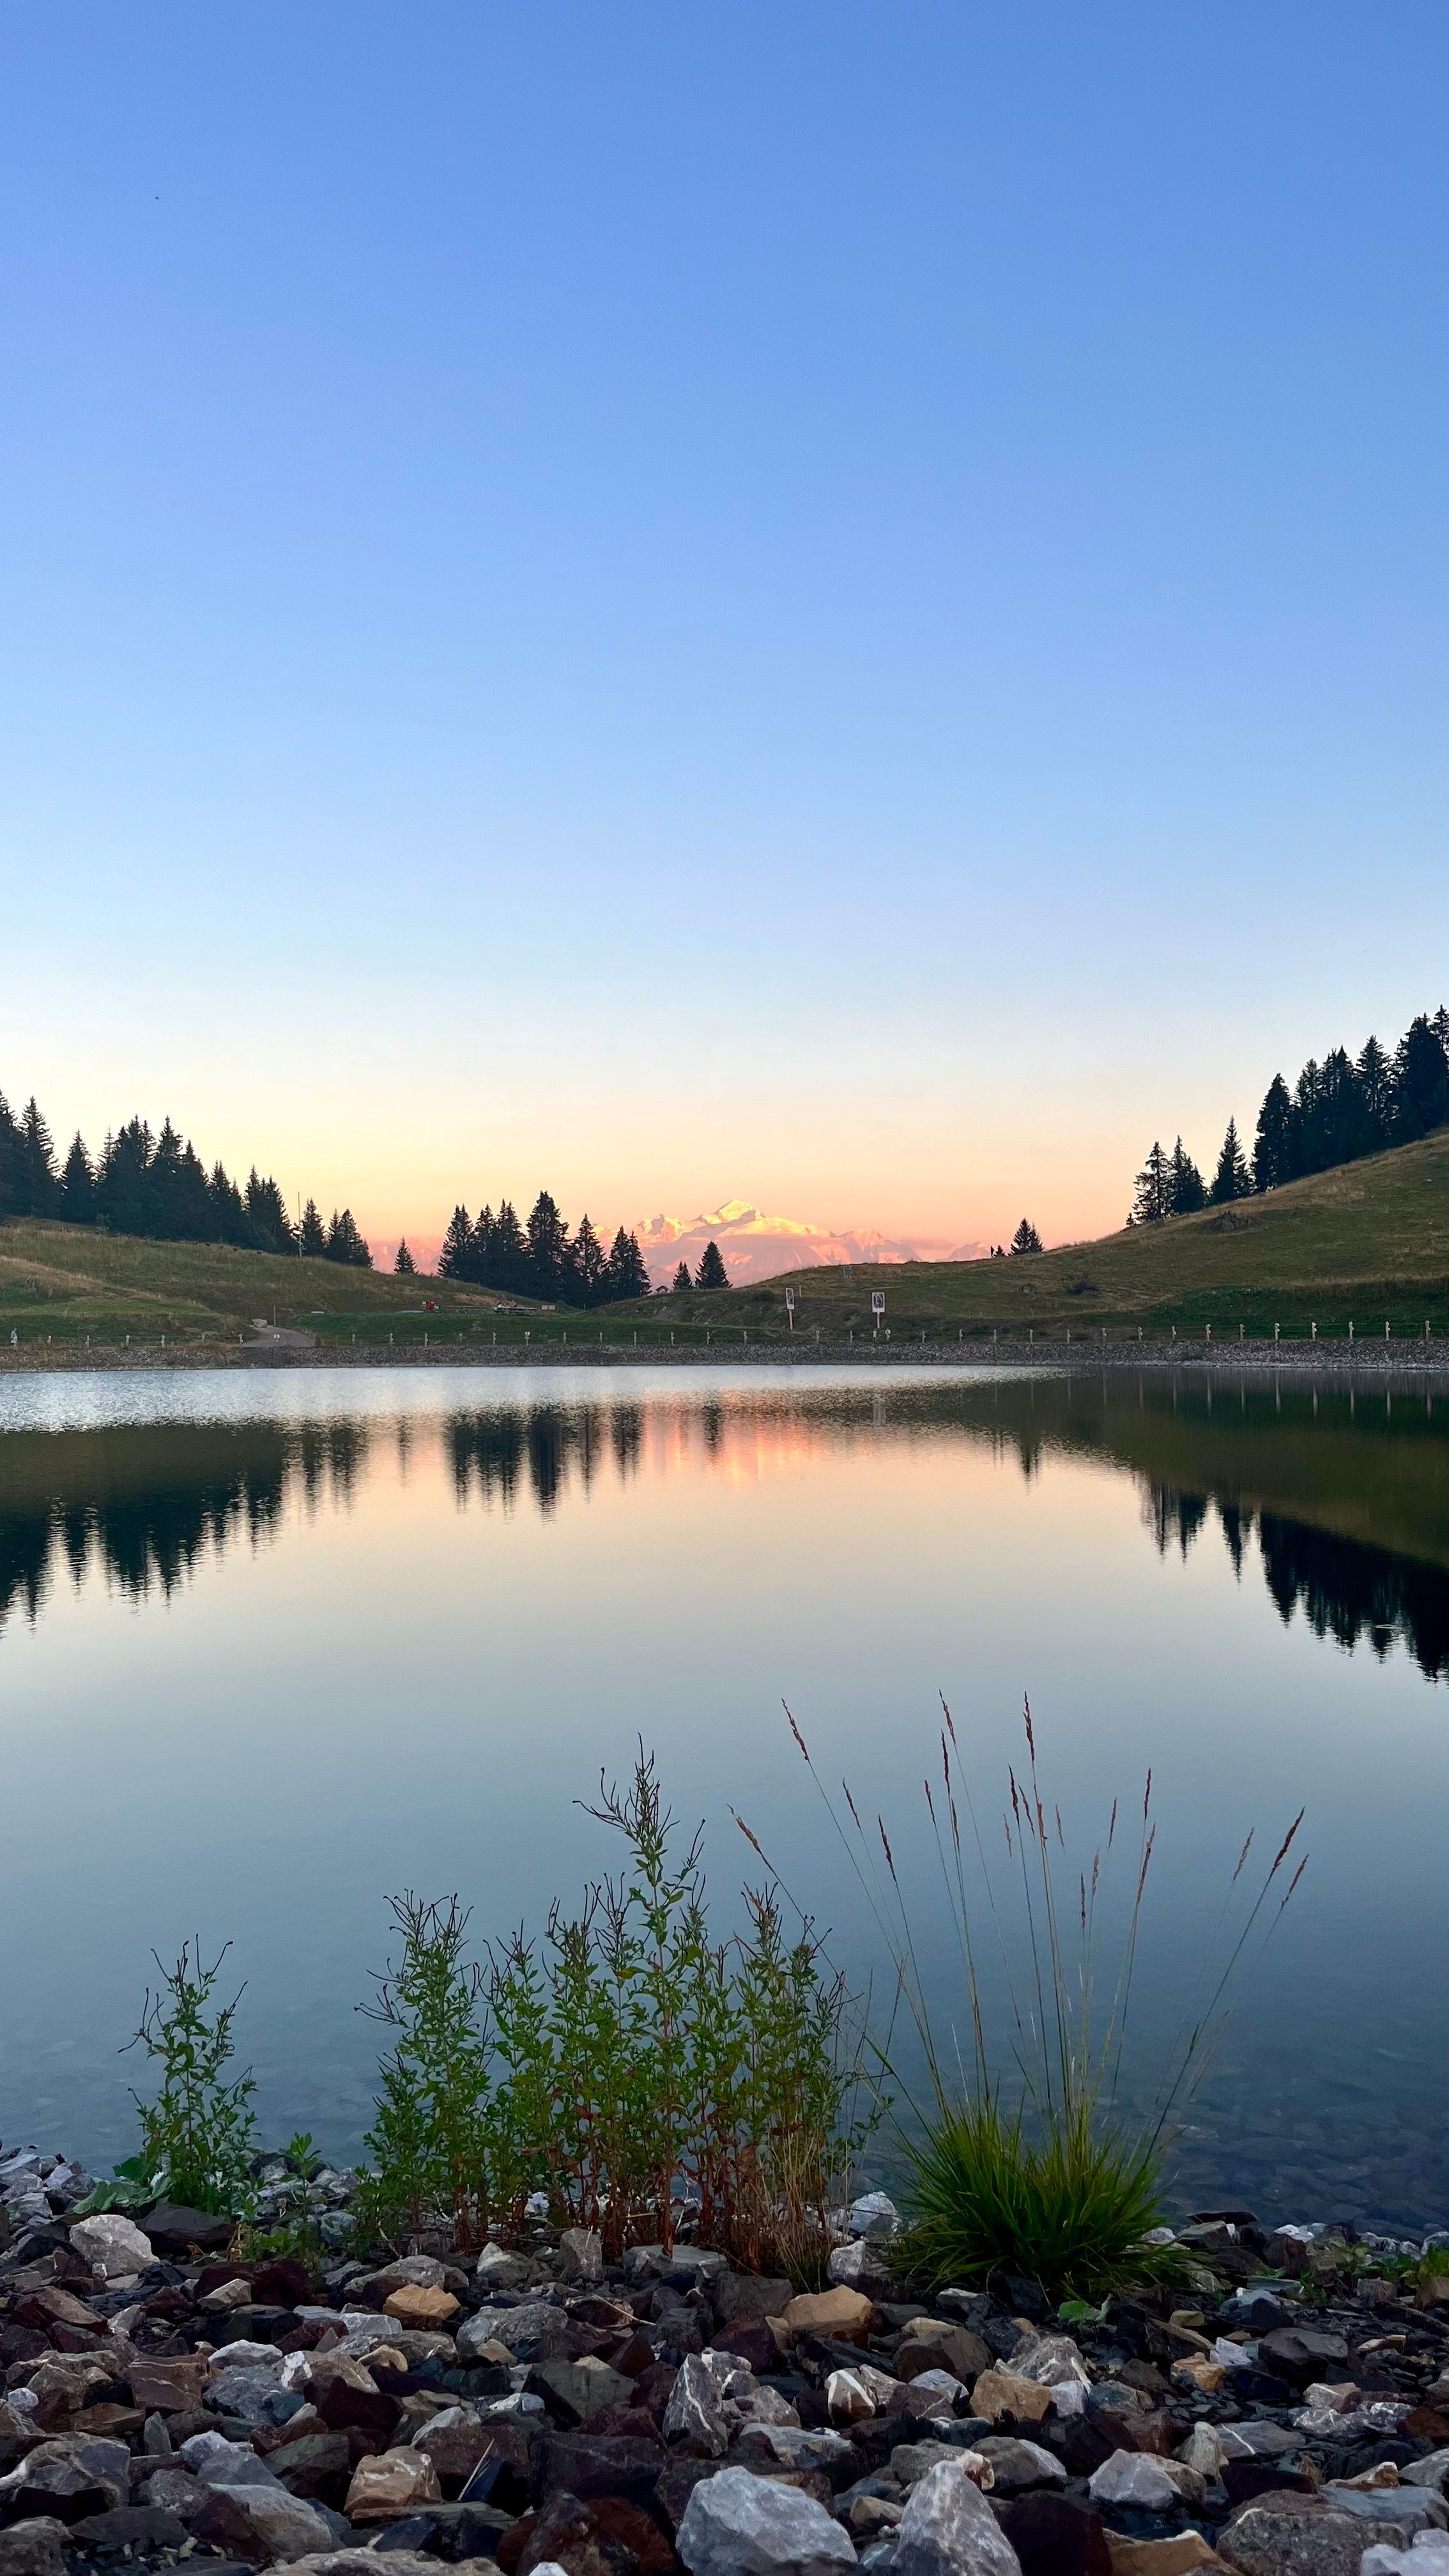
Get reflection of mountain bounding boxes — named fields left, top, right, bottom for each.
left=0, top=1423, right=367, bottom=1630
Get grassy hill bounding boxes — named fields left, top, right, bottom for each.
left=0, top=1221, right=540, bottom=1349
left=666, top=1130, right=1449, bottom=1342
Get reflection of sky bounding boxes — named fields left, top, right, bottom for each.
left=0, top=1365, right=1444, bottom=2227
left=4, top=12, right=1447, bottom=1252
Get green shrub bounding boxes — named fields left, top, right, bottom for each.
left=900, top=2094, right=1171, bottom=2297
left=359, top=1750, right=873, bottom=2272
left=127, top=1941, right=257, bottom=2217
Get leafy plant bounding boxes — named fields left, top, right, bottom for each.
left=358, top=1894, right=497, bottom=2250
left=778, top=1699, right=1306, bottom=2299
left=125, top=1941, right=257, bottom=2217
left=233, top=2215, right=327, bottom=2267
left=358, top=1749, right=873, bottom=2274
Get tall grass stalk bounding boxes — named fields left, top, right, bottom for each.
left=770, top=1697, right=1307, bottom=2294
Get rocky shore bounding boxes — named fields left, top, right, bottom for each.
left=1, top=1342, right=1446, bottom=1377
left=2, top=2147, right=1447, bottom=2576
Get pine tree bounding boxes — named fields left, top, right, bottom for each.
left=58, top=1133, right=96, bottom=1225
left=15, top=1098, right=59, bottom=1218
left=298, top=1198, right=326, bottom=1258
left=394, top=1239, right=416, bottom=1275
left=1393, top=1014, right=1449, bottom=1141
left=470, top=1205, right=496, bottom=1283
left=525, top=1191, right=569, bottom=1297
left=208, top=1161, right=247, bottom=1242
left=604, top=1226, right=650, bottom=1301
left=569, top=1214, right=607, bottom=1307
left=1253, top=1077, right=1296, bottom=1191
left=1167, top=1137, right=1206, bottom=1215
left=1209, top=1116, right=1251, bottom=1204
left=325, top=1208, right=372, bottom=1268
left=491, top=1200, right=528, bottom=1296
left=438, top=1206, right=473, bottom=1280
left=694, top=1240, right=729, bottom=1291
left=1356, top=1036, right=1393, bottom=1150
left=245, top=1170, right=295, bottom=1254
left=1131, top=1142, right=1171, bottom=1223
left=96, top=1119, right=155, bottom=1236
left=0, top=1093, right=18, bottom=1218
left=671, top=1259, right=693, bottom=1292
left=1009, top=1218, right=1043, bottom=1255
left=1434, top=1003, right=1449, bottom=1052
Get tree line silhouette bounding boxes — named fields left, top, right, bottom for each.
left=0, top=1089, right=373, bottom=1266
left=436, top=1193, right=655, bottom=1306
left=1131, top=1005, right=1449, bottom=1223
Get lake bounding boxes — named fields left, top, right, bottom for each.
left=1, top=1362, right=1444, bottom=2230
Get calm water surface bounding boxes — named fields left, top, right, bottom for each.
left=1, top=1364, right=1445, bottom=2228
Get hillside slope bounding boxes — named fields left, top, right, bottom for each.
left=0, top=1220, right=535, bottom=1345
left=674, top=1130, right=1449, bottom=1337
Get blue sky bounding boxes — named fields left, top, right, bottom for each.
left=3, top=3, right=1444, bottom=1258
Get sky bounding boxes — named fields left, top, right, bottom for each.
left=2, top=3, right=1445, bottom=1272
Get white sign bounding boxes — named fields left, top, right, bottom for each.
left=784, top=1287, right=795, bottom=1310
left=871, top=1291, right=885, bottom=1315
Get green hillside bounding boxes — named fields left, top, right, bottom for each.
left=0, top=1220, right=537, bottom=1349
left=671, top=1130, right=1449, bottom=1341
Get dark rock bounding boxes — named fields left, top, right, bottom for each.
left=4, top=2455, right=117, bottom=2522
left=447, top=2502, right=518, bottom=2557
left=1255, top=2327, right=1349, bottom=2386
left=0, top=2522, right=68, bottom=2576
left=1220, top=2460, right=1316, bottom=2509
left=1004, top=2277, right=1049, bottom=2322
left=137, top=2204, right=234, bottom=2257
left=997, top=2490, right=1112, bottom=2576
left=712, top=2273, right=792, bottom=2328
left=1060, top=2417, right=1117, bottom=2479
left=652, top=2457, right=719, bottom=2536
left=453, top=2455, right=528, bottom=2513
left=266, top=2429, right=353, bottom=2499
left=70, top=2504, right=189, bottom=2550
left=537, top=2433, right=673, bottom=2510
left=249, top=2259, right=319, bottom=2309
left=316, top=2372, right=402, bottom=2443
left=372, top=2513, right=441, bottom=2552
left=590, top=2496, right=674, bottom=2575
left=516, top=2488, right=609, bottom=2575
left=712, top=2322, right=778, bottom=2374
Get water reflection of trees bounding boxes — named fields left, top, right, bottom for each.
left=447, top=1405, right=642, bottom=1515
left=1143, top=1480, right=1449, bottom=1682
left=0, top=1423, right=366, bottom=1630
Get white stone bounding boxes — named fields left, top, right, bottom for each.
left=558, top=2227, right=603, bottom=2281
left=828, top=2236, right=895, bottom=2292
left=850, top=2193, right=903, bottom=2239
left=1008, top=2333, right=1090, bottom=2388
left=827, top=2368, right=876, bottom=2423
left=68, top=2213, right=155, bottom=2280
left=1088, top=2450, right=1179, bottom=2510
left=677, top=2464, right=855, bottom=2573
left=1361, top=2545, right=1449, bottom=2576
left=1048, top=2380, right=1086, bottom=2418
left=192, top=2480, right=334, bottom=2566
left=891, top=2458, right=1023, bottom=2575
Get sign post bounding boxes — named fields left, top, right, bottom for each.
left=784, top=1286, right=795, bottom=1331
left=871, top=1291, right=885, bottom=1338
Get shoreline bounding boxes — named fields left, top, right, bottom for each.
left=3, top=1336, right=1448, bottom=1378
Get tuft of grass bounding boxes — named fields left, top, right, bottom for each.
left=773, top=1698, right=1306, bottom=2301
left=898, top=2094, right=1177, bottom=2299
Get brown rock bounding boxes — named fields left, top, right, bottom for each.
left=1420, top=2276, right=1449, bottom=2312
left=344, top=2445, right=444, bottom=2520
left=70, top=2405, right=144, bottom=2439
left=971, top=2366, right=1055, bottom=2425
left=590, top=2494, right=675, bottom=2574
left=417, top=2411, right=521, bottom=2488
left=383, top=2285, right=460, bottom=2329
left=126, top=2352, right=211, bottom=2412
left=895, top=2320, right=993, bottom=2384
left=0, top=2520, right=70, bottom=2576
left=1107, top=2538, right=1229, bottom=2576
left=267, top=2430, right=353, bottom=2497
left=1217, top=2494, right=1403, bottom=2576
left=1406, top=2407, right=1449, bottom=2442
left=779, top=2285, right=874, bottom=2343
left=538, top=2432, right=672, bottom=2509
left=11, top=2289, right=105, bottom=2336
left=516, top=2488, right=609, bottom=2575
